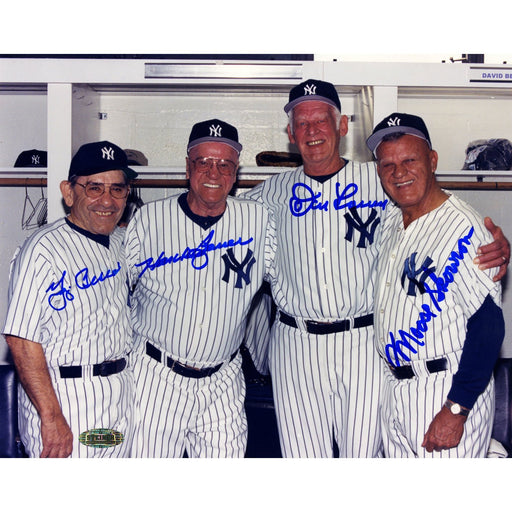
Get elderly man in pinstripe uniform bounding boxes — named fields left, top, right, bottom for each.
left=369, top=112, right=504, bottom=457
left=126, top=119, right=275, bottom=458
left=3, top=141, right=138, bottom=458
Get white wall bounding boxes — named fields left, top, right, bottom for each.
left=1, top=63, right=512, bottom=362
left=398, top=94, right=512, bottom=171
left=0, top=92, right=47, bottom=166
left=0, top=92, right=48, bottom=362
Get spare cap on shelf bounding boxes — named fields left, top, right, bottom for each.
left=14, top=149, right=47, bottom=167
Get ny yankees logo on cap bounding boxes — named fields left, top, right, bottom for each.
left=209, top=124, right=222, bottom=137
left=387, top=116, right=401, bottom=127
left=366, top=112, right=432, bottom=154
left=304, top=84, right=317, bottom=96
left=284, top=79, right=341, bottom=113
left=14, top=149, right=47, bottom=168
left=187, top=118, right=243, bottom=154
left=101, top=146, right=115, bottom=160
left=68, top=140, right=138, bottom=180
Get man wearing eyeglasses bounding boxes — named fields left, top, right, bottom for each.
left=125, top=119, right=275, bottom=457
left=3, top=141, right=138, bottom=457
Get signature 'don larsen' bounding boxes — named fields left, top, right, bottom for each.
left=289, top=182, right=388, bottom=217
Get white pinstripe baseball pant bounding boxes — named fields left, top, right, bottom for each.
left=269, top=320, right=383, bottom=457
left=18, top=367, right=137, bottom=458
left=381, top=355, right=495, bottom=458
left=132, top=350, right=247, bottom=458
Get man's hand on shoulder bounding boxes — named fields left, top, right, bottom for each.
left=474, top=217, right=510, bottom=282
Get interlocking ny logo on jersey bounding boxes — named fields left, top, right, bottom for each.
left=101, top=146, right=115, bottom=160
left=304, top=84, right=317, bottom=96
left=209, top=124, right=222, bottom=137
left=31, top=155, right=40, bottom=165
left=387, top=116, right=401, bottom=127
left=222, top=248, right=256, bottom=288
left=344, top=208, right=381, bottom=248
left=401, top=253, right=436, bottom=296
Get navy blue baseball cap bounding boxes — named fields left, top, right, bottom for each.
left=14, top=149, right=47, bottom=167
left=187, top=118, right=243, bottom=154
left=284, top=79, right=341, bottom=114
left=366, top=112, right=432, bottom=155
left=68, top=141, right=138, bottom=180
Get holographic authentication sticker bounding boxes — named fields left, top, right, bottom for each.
left=79, top=428, right=124, bottom=448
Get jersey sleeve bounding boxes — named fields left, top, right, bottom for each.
left=450, top=222, right=501, bottom=317
left=3, top=241, right=53, bottom=343
left=447, top=294, right=504, bottom=409
left=444, top=215, right=503, bottom=408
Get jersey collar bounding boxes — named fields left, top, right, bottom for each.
left=65, top=218, right=110, bottom=249
left=178, top=192, right=223, bottom=230
left=305, top=159, right=349, bottom=183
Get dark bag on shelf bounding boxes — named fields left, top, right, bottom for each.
left=462, top=138, right=512, bottom=171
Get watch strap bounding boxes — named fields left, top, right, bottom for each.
left=444, top=399, right=470, bottom=417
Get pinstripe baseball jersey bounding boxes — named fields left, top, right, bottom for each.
left=125, top=193, right=275, bottom=365
left=243, top=161, right=390, bottom=457
left=4, top=218, right=132, bottom=371
left=126, top=193, right=274, bottom=457
left=2, top=218, right=136, bottom=457
left=374, top=193, right=501, bottom=367
left=375, top=193, right=502, bottom=457
left=244, top=161, right=390, bottom=320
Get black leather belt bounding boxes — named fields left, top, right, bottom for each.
left=388, top=357, right=447, bottom=379
left=59, top=358, right=126, bottom=379
left=279, top=311, right=373, bottom=335
left=146, top=342, right=237, bottom=379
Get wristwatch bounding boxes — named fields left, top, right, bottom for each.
left=444, top=399, right=469, bottom=417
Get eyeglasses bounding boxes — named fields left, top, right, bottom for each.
left=191, top=157, right=237, bottom=176
left=75, top=182, right=130, bottom=199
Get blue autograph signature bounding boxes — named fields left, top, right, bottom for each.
left=289, top=182, right=388, bottom=217
left=135, top=229, right=254, bottom=278
left=45, top=262, right=122, bottom=311
left=385, top=227, right=475, bottom=366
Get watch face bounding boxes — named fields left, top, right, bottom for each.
left=451, top=403, right=462, bottom=414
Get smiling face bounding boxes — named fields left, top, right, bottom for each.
left=376, top=134, right=448, bottom=227
left=287, top=101, right=348, bottom=176
left=60, top=170, right=128, bottom=235
left=186, top=142, right=239, bottom=217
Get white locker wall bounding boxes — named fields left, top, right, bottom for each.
left=1, top=59, right=512, bottom=362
